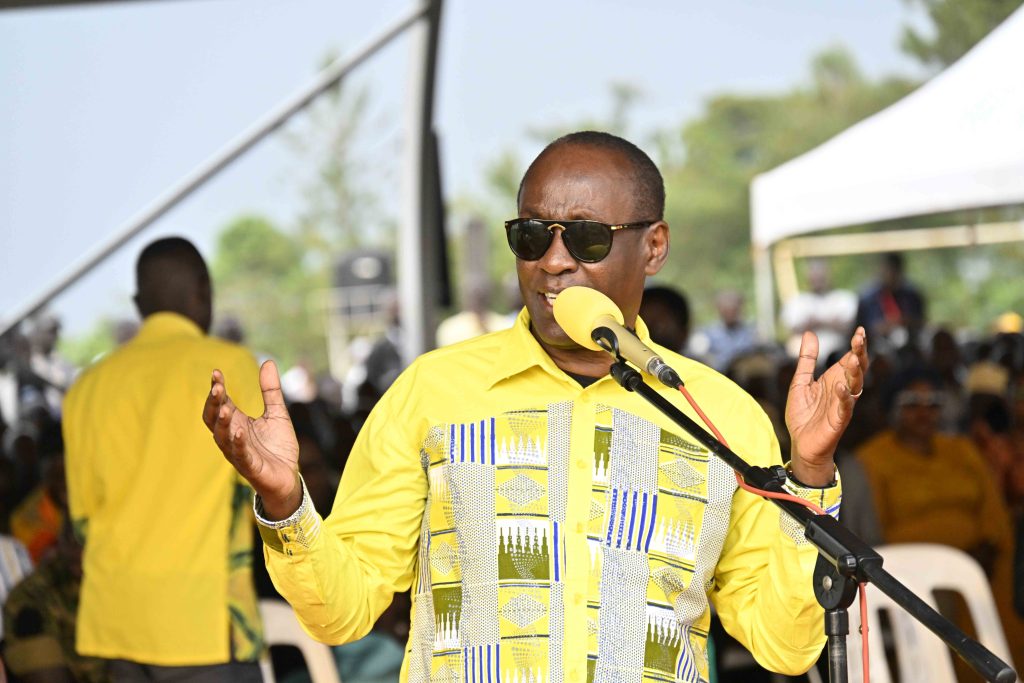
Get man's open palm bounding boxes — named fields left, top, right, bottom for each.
left=202, top=360, right=302, bottom=517
left=785, top=327, right=868, bottom=484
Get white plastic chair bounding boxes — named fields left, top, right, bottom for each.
left=259, top=599, right=342, bottom=683
left=847, top=543, right=1014, bottom=683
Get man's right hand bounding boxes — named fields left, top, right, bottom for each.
left=203, top=360, right=302, bottom=520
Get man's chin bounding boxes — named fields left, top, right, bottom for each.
left=528, top=321, right=579, bottom=351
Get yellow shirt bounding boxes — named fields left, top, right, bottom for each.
left=261, top=310, right=840, bottom=681
left=63, top=312, right=264, bottom=665
left=856, top=430, right=1024, bottom=666
left=856, top=431, right=1010, bottom=551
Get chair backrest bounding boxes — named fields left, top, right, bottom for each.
left=847, top=543, right=1014, bottom=683
left=259, top=599, right=342, bottom=683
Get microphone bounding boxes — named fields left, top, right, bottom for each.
left=553, top=286, right=682, bottom=388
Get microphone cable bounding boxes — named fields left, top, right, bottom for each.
left=670, top=380, right=871, bottom=683
left=552, top=285, right=871, bottom=679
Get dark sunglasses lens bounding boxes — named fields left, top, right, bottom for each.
left=508, top=220, right=553, bottom=260
left=563, top=222, right=613, bottom=262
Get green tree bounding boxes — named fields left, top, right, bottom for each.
left=657, top=48, right=916, bottom=326
left=58, top=319, right=116, bottom=368
left=287, top=62, right=395, bottom=258
left=210, top=215, right=327, bottom=370
left=901, top=0, right=1023, bottom=68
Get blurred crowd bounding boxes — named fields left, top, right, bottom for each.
left=1, top=250, right=1023, bottom=681
left=646, top=253, right=1024, bottom=680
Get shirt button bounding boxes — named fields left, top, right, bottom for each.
left=575, top=459, right=586, bottom=468
left=576, top=522, right=584, bottom=533
left=574, top=592, right=584, bottom=605
left=570, top=669, right=580, bottom=681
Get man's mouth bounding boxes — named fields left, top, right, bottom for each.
left=540, top=290, right=560, bottom=307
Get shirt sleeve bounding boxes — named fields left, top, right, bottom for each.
left=260, top=387, right=428, bottom=645
left=710, top=399, right=842, bottom=675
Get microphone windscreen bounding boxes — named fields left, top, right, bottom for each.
left=553, top=286, right=624, bottom=351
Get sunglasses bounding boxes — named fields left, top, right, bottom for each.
left=895, top=390, right=944, bottom=409
left=504, top=218, right=655, bottom=263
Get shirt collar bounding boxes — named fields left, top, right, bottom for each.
left=485, top=307, right=653, bottom=389
left=134, top=311, right=204, bottom=342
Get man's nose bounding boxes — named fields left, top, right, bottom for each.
left=538, top=227, right=577, bottom=274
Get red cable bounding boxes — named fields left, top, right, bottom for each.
left=675, top=383, right=870, bottom=682
left=860, top=582, right=870, bottom=681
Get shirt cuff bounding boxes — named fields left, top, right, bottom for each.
left=253, top=475, right=323, bottom=556
left=779, top=462, right=843, bottom=545
left=782, top=463, right=841, bottom=506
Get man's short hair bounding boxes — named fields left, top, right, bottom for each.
left=136, top=237, right=208, bottom=288
left=642, top=285, right=690, bottom=328
left=882, top=252, right=904, bottom=273
left=519, top=131, right=666, bottom=220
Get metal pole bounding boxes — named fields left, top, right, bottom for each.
left=1, top=1, right=431, bottom=337
left=398, top=0, right=443, bottom=364
left=752, top=244, right=777, bottom=341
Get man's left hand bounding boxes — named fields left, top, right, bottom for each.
left=785, top=327, right=868, bottom=486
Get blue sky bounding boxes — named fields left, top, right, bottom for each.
left=0, top=0, right=927, bottom=335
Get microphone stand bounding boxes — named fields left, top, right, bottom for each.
left=603, top=354, right=1016, bottom=683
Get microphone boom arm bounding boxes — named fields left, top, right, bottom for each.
left=606, top=358, right=1017, bottom=683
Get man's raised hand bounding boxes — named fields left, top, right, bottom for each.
left=785, top=327, right=869, bottom=486
left=202, top=360, right=302, bottom=519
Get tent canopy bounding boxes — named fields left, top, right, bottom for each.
left=751, top=6, right=1024, bottom=249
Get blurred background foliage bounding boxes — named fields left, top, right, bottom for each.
left=58, top=0, right=1024, bottom=371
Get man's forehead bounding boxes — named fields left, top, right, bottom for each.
left=519, top=145, right=636, bottom=214
left=532, top=142, right=629, bottom=176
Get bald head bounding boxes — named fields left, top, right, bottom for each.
left=518, top=131, right=665, bottom=220
left=134, top=237, right=212, bottom=333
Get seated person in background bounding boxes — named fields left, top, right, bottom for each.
left=856, top=368, right=1024, bottom=665
left=436, top=281, right=510, bottom=347
left=10, top=454, right=65, bottom=563
left=927, top=328, right=967, bottom=433
left=688, top=289, right=758, bottom=372
left=2, top=521, right=108, bottom=683
left=853, top=252, right=926, bottom=353
left=639, top=284, right=690, bottom=354
left=781, top=258, right=857, bottom=366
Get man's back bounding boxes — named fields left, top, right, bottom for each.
left=63, top=312, right=264, bottom=665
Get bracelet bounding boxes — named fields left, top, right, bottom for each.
left=784, top=463, right=838, bottom=489
left=253, top=475, right=309, bottom=529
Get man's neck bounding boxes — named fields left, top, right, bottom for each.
left=531, top=325, right=615, bottom=380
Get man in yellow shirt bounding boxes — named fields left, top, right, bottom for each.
left=64, top=237, right=264, bottom=681
left=205, top=132, right=868, bottom=682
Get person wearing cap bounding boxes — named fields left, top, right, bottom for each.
left=205, top=131, right=867, bottom=681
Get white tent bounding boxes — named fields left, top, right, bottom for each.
left=749, top=6, right=1024, bottom=336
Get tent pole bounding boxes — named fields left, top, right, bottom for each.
left=780, top=221, right=1024, bottom=258
left=398, top=0, right=443, bottom=364
left=753, top=245, right=777, bottom=341
left=0, top=2, right=431, bottom=338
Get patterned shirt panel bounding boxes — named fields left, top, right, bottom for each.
left=262, top=310, right=841, bottom=683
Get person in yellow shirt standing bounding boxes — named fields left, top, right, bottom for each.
left=204, top=132, right=868, bottom=682
left=63, top=237, right=265, bottom=682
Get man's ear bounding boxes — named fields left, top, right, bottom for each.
left=644, top=220, right=670, bottom=276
